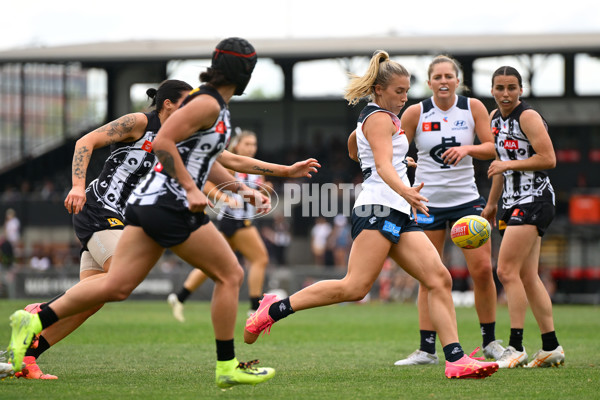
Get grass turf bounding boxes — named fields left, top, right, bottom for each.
left=0, top=300, right=598, bottom=399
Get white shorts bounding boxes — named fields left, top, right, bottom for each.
left=80, top=229, right=122, bottom=273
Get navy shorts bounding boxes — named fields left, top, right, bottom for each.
left=217, top=217, right=252, bottom=238
left=351, top=205, right=422, bottom=244
left=416, top=196, right=486, bottom=231
left=124, top=204, right=210, bottom=248
left=499, top=202, right=555, bottom=237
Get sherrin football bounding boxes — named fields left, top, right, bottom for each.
left=450, top=215, right=491, bottom=249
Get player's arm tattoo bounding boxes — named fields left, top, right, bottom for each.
left=73, top=145, right=91, bottom=179
left=97, top=114, right=136, bottom=144
left=252, top=166, right=274, bottom=174
left=155, top=150, right=176, bottom=177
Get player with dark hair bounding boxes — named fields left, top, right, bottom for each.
left=16, top=79, right=193, bottom=380
left=168, top=130, right=271, bottom=321
left=7, top=37, right=320, bottom=388
left=482, top=66, right=564, bottom=368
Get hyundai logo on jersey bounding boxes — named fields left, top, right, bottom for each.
left=453, top=120, right=467, bottom=127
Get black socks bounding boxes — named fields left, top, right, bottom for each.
left=480, top=322, right=496, bottom=348
left=541, top=331, right=559, bottom=351
left=25, top=335, right=50, bottom=358
left=268, top=298, right=294, bottom=322
left=37, top=306, right=59, bottom=330
left=216, top=339, right=235, bottom=362
left=443, top=342, right=465, bottom=363
left=177, top=287, right=191, bottom=303
left=509, top=328, right=524, bottom=351
left=250, top=297, right=261, bottom=311
left=419, top=330, right=437, bottom=354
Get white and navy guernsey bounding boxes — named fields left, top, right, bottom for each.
left=413, top=95, right=480, bottom=207
left=491, top=101, right=555, bottom=208
left=218, top=172, right=263, bottom=220
left=85, top=110, right=161, bottom=216
left=353, top=102, right=412, bottom=216
left=127, top=85, right=231, bottom=211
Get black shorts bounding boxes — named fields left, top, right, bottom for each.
left=415, top=196, right=486, bottom=231
left=351, top=205, right=422, bottom=244
left=124, top=204, right=210, bottom=248
left=73, top=202, right=125, bottom=248
left=217, top=217, right=252, bottom=238
left=499, top=202, right=555, bottom=237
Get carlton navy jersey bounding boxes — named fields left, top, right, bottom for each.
left=413, top=95, right=480, bottom=207
left=354, top=102, right=411, bottom=215
left=85, top=110, right=161, bottom=216
left=127, top=85, right=231, bottom=211
left=491, top=101, right=555, bottom=208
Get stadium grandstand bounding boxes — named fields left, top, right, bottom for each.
left=0, top=33, right=599, bottom=303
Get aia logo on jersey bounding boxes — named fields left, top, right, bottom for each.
left=504, top=140, right=519, bottom=150
left=141, top=140, right=152, bottom=152
left=422, top=122, right=441, bottom=132
left=216, top=121, right=226, bottom=134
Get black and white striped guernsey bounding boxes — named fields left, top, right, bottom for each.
left=127, top=85, right=231, bottom=211
left=85, top=110, right=161, bottom=217
left=491, top=101, right=555, bottom=208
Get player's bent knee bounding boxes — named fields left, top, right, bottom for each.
left=497, top=266, right=519, bottom=285
left=470, top=265, right=494, bottom=283
left=214, top=263, right=244, bottom=287
left=421, top=265, right=452, bottom=291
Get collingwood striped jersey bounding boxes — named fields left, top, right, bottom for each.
left=413, top=95, right=480, bottom=207
left=354, top=102, right=411, bottom=216
left=85, top=110, right=160, bottom=217
left=218, top=172, right=263, bottom=220
left=127, top=85, right=231, bottom=210
left=491, top=101, right=555, bottom=208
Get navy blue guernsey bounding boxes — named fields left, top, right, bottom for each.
left=127, top=85, right=231, bottom=211
left=85, top=110, right=161, bottom=217
left=491, top=101, right=555, bottom=208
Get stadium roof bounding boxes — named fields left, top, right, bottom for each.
left=0, top=33, right=599, bottom=64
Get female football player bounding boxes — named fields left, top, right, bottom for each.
left=482, top=66, right=564, bottom=368
left=393, top=55, right=504, bottom=366
left=243, top=50, right=498, bottom=379
left=8, top=37, right=320, bottom=388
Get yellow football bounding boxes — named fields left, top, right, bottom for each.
left=450, top=215, right=491, bottom=249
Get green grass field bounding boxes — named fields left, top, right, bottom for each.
left=0, top=299, right=599, bottom=400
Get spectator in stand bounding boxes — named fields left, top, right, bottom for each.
left=310, top=216, right=332, bottom=266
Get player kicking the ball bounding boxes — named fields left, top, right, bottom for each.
left=244, top=50, right=498, bottom=379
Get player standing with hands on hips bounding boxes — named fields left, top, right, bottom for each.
left=6, top=37, right=320, bottom=389
left=244, top=50, right=498, bottom=379
left=482, top=66, right=565, bottom=368
left=393, top=55, right=504, bottom=366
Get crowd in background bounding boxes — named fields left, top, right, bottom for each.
left=0, top=130, right=555, bottom=304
